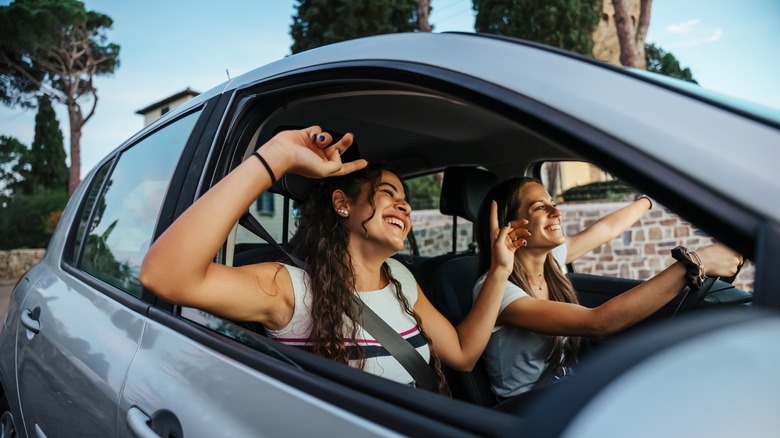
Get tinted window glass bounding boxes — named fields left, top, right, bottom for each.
left=71, top=161, right=112, bottom=263
left=80, top=110, right=201, bottom=296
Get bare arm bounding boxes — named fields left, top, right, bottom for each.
left=565, top=197, right=652, bottom=263
left=415, top=202, right=529, bottom=371
left=140, top=127, right=367, bottom=329
left=498, top=243, right=742, bottom=338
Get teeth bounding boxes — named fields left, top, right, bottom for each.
left=546, top=225, right=560, bottom=231
left=385, top=218, right=405, bottom=231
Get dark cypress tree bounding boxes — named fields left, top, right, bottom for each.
left=21, top=94, right=69, bottom=194
left=473, top=0, right=602, bottom=56
left=290, top=0, right=420, bottom=54
left=0, top=96, right=69, bottom=249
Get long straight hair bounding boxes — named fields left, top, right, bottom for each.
left=475, top=177, right=580, bottom=367
left=291, top=164, right=449, bottom=394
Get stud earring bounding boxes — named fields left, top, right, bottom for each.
left=337, top=209, right=349, bottom=217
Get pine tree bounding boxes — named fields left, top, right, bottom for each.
left=0, top=0, right=120, bottom=195
left=645, top=43, right=697, bottom=84
left=291, top=0, right=420, bottom=54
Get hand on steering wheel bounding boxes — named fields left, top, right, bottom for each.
left=673, top=244, right=744, bottom=314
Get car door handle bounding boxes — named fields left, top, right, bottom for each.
left=21, top=307, right=41, bottom=334
left=126, top=407, right=160, bottom=438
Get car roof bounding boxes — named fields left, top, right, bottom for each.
left=164, top=32, right=780, bottom=222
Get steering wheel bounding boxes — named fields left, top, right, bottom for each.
left=674, top=277, right=718, bottom=315
left=674, top=261, right=743, bottom=315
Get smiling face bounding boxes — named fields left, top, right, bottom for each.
left=514, top=182, right=565, bottom=250
left=340, top=170, right=412, bottom=254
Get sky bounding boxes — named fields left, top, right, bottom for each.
left=1, top=0, right=778, bottom=179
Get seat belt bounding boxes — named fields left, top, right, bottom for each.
left=239, top=212, right=438, bottom=391
left=349, top=296, right=437, bottom=391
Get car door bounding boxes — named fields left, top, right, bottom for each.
left=14, top=108, right=202, bottom=438
left=115, top=72, right=533, bottom=437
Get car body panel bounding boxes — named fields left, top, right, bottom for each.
left=563, top=317, right=780, bottom=438
left=118, top=316, right=403, bottom=438
left=12, top=266, right=144, bottom=438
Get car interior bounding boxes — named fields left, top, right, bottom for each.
left=179, top=74, right=754, bottom=415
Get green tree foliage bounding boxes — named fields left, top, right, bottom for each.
left=406, top=173, right=441, bottom=210
left=0, top=0, right=120, bottom=195
left=0, top=136, right=26, bottom=201
left=0, top=188, right=68, bottom=249
left=473, top=0, right=602, bottom=56
left=14, top=95, right=68, bottom=194
left=645, top=42, right=697, bottom=84
left=290, top=0, right=421, bottom=54
left=561, top=179, right=633, bottom=203
left=0, top=95, right=68, bottom=249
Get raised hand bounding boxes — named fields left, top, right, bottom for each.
left=263, top=126, right=368, bottom=179
left=695, top=243, right=744, bottom=278
left=489, top=201, right=531, bottom=275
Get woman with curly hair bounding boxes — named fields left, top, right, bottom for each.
left=473, top=177, right=742, bottom=399
left=141, top=126, right=528, bottom=393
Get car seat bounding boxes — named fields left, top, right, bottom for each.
left=415, top=166, right=498, bottom=297
left=418, top=166, right=500, bottom=407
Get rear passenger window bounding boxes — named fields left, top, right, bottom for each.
left=77, top=110, right=201, bottom=296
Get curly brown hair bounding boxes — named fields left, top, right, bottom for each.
left=476, top=177, right=580, bottom=368
left=291, top=164, right=449, bottom=394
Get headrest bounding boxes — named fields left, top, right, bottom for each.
left=265, top=129, right=361, bottom=202
left=268, top=173, right=318, bottom=203
left=439, top=166, right=499, bottom=222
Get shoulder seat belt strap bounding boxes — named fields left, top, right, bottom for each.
left=239, top=211, right=438, bottom=392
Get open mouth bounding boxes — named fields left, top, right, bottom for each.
left=545, top=224, right=561, bottom=231
left=384, top=217, right=406, bottom=232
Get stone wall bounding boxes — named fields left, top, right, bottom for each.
left=0, top=249, right=45, bottom=285
left=410, top=202, right=755, bottom=292
left=410, top=211, right=475, bottom=256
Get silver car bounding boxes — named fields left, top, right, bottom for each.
left=2, top=32, right=779, bottom=437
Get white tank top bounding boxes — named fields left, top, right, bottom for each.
left=266, top=257, right=431, bottom=385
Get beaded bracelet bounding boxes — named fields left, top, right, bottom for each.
left=671, top=246, right=706, bottom=289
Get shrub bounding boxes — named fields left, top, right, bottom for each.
left=561, top=179, right=634, bottom=203
left=0, top=189, right=68, bottom=249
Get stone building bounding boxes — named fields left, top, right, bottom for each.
left=135, top=87, right=200, bottom=127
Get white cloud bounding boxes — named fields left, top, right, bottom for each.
left=708, top=28, right=724, bottom=42
left=666, top=19, right=701, bottom=34
left=677, top=28, right=725, bottom=48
